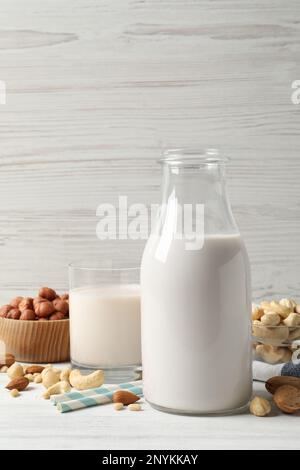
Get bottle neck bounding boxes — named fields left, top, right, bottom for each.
left=160, top=162, right=239, bottom=235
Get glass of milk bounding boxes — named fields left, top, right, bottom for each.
left=69, top=261, right=141, bottom=383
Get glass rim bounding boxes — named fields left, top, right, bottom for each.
left=158, top=148, right=229, bottom=167
left=68, top=261, right=140, bottom=272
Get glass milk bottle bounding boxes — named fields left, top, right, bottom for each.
left=141, top=149, right=252, bottom=414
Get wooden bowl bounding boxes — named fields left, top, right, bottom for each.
left=0, top=317, right=70, bottom=363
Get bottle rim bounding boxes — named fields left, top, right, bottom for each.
left=158, top=148, right=229, bottom=167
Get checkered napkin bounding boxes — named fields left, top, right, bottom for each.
left=51, top=380, right=143, bottom=413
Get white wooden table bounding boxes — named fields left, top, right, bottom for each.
left=0, top=365, right=298, bottom=450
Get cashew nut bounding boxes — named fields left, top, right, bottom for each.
left=283, top=313, right=300, bottom=327
left=42, top=368, right=60, bottom=389
left=69, top=369, right=104, bottom=390
left=260, top=300, right=271, bottom=309
left=296, top=305, right=300, bottom=314
left=7, top=363, right=24, bottom=380
left=60, top=368, right=71, bottom=383
left=256, top=344, right=292, bottom=364
left=41, top=366, right=61, bottom=379
left=252, top=307, right=264, bottom=321
left=42, top=381, right=71, bottom=399
left=260, top=312, right=281, bottom=326
left=264, top=301, right=291, bottom=319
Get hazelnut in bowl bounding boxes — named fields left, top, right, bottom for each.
left=0, top=287, right=70, bottom=363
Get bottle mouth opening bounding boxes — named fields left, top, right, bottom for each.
left=158, top=148, right=229, bottom=167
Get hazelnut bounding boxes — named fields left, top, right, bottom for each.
left=33, top=297, right=47, bottom=307
left=53, top=299, right=69, bottom=315
left=0, top=305, right=13, bottom=318
left=19, top=297, right=33, bottom=312
left=49, top=312, right=65, bottom=321
left=6, top=308, right=21, bottom=320
left=250, top=396, right=272, bottom=417
left=61, top=293, right=69, bottom=301
left=35, top=300, right=55, bottom=318
left=10, top=296, right=23, bottom=308
left=20, top=309, right=36, bottom=321
left=38, top=317, right=48, bottom=322
left=39, top=287, right=56, bottom=301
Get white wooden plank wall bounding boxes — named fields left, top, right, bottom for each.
left=0, top=0, right=299, bottom=302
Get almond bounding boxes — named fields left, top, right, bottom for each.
left=25, top=365, right=45, bottom=375
left=0, top=353, right=15, bottom=368
left=6, top=376, right=29, bottom=391
left=266, top=376, right=300, bottom=395
left=112, top=390, right=140, bottom=405
left=273, top=385, right=300, bottom=414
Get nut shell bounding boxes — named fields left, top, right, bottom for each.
left=273, top=385, right=300, bottom=414
left=20, top=309, right=36, bottom=321
left=10, top=297, right=23, bottom=308
left=0, top=305, right=13, bottom=318
left=49, top=312, right=65, bottom=321
left=19, top=297, right=33, bottom=312
left=35, top=300, right=55, bottom=318
left=39, top=287, right=56, bottom=301
left=266, top=376, right=300, bottom=395
left=6, top=308, right=21, bottom=320
left=53, top=299, right=69, bottom=315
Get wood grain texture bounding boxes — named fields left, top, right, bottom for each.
left=0, top=0, right=299, bottom=302
left=0, top=317, right=70, bottom=363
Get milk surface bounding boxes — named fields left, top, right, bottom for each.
left=70, top=284, right=141, bottom=368
left=141, top=233, right=252, bottom=413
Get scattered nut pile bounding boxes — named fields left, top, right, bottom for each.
left=0, top=287, right=69, bottom=321
left=0, top=353, right=142, bottom=410
left=250, top=376, right=300, bottom=417
left=252, top=298, right=300, bottom=364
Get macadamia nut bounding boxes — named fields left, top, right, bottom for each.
left=265, top=301, right=291, bottom=318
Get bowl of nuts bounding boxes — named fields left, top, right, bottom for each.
left=0, top=287, right=70, bottom=363
left=252, top=298, right=300, bottom=365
